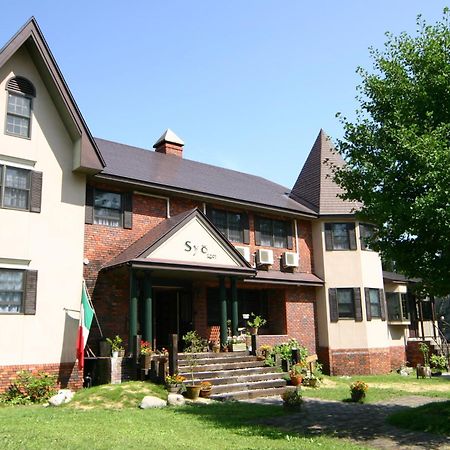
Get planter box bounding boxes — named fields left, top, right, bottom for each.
left=229, top=343, right=246, bottom=352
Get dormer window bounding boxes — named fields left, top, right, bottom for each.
left=5, top=77, right=35, bottom=138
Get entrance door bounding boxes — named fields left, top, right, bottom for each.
left=153, top=288, right=192, bottom=350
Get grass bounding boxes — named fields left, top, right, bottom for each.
left=0, top=381, right=365, bottom=450
left=301, top=373, right=450, bottom=403
left=387, top=400, right=450, bottom=435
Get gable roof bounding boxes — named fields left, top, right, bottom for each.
left=94, top=138, right=317, bottom=217
left=0, top=17, right=105, bottom=173
left=290, top=129, right=361, bottom=216
left=103, top=208, right=255, bottom=276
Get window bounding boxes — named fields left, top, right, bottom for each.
left=209, top=209, right=245, bottom=243
left=337, top=288, right=355, bottom=318
left=366, top=288, right=382, bottom=318
left=0, top=165, right=32, bottom=210
left=328, top=287, right=362, bottom=322
left=5, top=77, right=35, bottom=138
left=0, top=269, right=24, bottom=313
left=256, top=217, right=292, bottom=248
left=94, top=189, right=123, bottom=227
left=324, top=223, right=357, bottom=251
left=360, top=223, right=374, bottom=250
left=386, top=292, right=409, bottom=322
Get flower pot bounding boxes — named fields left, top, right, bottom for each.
left=112, top=351, right=119, bottom=358
left=351, top=391, right=366, bottom=403
left=290, top=375, right=303, bottom=386
left=229, top=343, right=246, bottom=352
left=200, top=388, right=212, bottom=398
left=417, top=365, right=432, bottom=378
left=167, top=385, right=181, bottom=394
left=248, top=327, right=258, bottom=335
left=118, top=349, right=125, bottom=357
left=140, top=354, right=152, bottom=370
left=185, top=385, right=201, bottom=400
left=212, top=345, right=220, bottom=354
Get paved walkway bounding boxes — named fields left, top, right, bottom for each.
left=248, top=395, right=450, bottom=449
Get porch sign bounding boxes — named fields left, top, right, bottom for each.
left=76, top=282, right=94, bottom=370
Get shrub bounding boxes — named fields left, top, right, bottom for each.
left=349, top=380, right=368, bottom=403
left=1, top=371, right=57, bottom=405
left=281, top=387, right=303, bottom=408
left=272, top=339, right=308, bottom=364
left=430, top=354, right=448, bottom=371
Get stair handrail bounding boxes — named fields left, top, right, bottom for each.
left=431, top=322, right=450, bottom=360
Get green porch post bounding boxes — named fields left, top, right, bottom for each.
left=129, top=270, right=138, bottom=355
left=219, top=276, right=228, bottom=348
left=143, top=277, right=153, bottom=345
left=231, top=277, right=239, bottom=337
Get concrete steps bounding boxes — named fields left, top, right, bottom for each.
left=178, top=352, right=286, bottom=400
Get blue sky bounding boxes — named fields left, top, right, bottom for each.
left=1, top=1, right=448, bottom=187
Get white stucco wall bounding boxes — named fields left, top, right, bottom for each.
left=0, top=47, right=86, bottom=365
left=313, top=219, right=390, bottom=350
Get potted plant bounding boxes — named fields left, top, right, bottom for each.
left=281, top=387, right=303, bottom=409
left=182, top=331, right=203, bottom=400
left=259, top=344, right=273, bottom=360
left=289, top=362, right=307, bottom=386
left=417, top=342, right=432, bottom=378
left=350, top=380, right=368, bottom=403
left=165, top=373, right=186, bottom=394
left=140, top=340, right=153, bottom=370
left=199, top=381, right=213, bottom=398
left=210, top=340, right=220, bottom=354
left=106, top=335, right=124, bottom=358
left=227, top=334, right=247, bottom=352
left=246, top=313, right=267, bottom=335
left=430, top=354, right=448, bottom=376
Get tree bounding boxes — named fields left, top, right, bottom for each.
left=334, top=10, right=450, bottom=296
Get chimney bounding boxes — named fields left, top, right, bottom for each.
left=153, top=129, right=184, bottom=157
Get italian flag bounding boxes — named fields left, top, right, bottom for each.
left=76, top=282, right=94, bottom=370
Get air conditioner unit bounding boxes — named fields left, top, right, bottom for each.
left=282, top=251, right=299, bottom=268
left=256, top=248, right=274, bottom=265
left=234, top=245, right=251, bottom=262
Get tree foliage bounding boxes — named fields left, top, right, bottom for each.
left=334, top=10, right=450, bottom=296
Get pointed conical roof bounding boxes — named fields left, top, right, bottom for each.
left=153, top=129, right=184, bottom=147
left=290, top=129, right=360, bottom=215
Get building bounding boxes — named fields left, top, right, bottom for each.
left=0, top=18, right=443, bottom=392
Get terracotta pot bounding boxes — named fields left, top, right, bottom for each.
left=200, top=388, right=212, bottom=398
left=290, top=375, right=303, bottom=386
left=351, top=391, right=366, bottom=403
left=185, top=385, right=202, bottom=400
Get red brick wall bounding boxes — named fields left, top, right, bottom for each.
left=325, top=347, right=392, bottom=375
left=285, top=286, right=317, bottom=354
left=0, top=362, right=82, bottom=393
left=390, top=345, right=406, bottom=370
left=83, top=183, right=317, bottom=354
left=406, top=340, right=434, bottom=367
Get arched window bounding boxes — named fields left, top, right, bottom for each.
left=5, top=76, right=35, bottom=138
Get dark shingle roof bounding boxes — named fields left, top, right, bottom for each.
left=290, top=129, right=361, bottom=215
left=94, top=138, right=316, bottom=216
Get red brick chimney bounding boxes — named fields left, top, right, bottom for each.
left=153, top=129, right=184, bottom=157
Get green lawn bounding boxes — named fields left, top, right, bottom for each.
left=387, top=400, right=450, bottom=435
left=0, top=382, right=365, bottom=450
left=302, top=373, right=450, bottom=403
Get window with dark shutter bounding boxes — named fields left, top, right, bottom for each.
left=0, top=165, right=40, bottom=212
left=333, top=287, right=362, bottom=320
left=85, top=185, right=94, bottom=224
left=0, top=268, right=36, bottom=315
left=365, top=288, right=372, bottom=321
left=325, top=223, right=357, bottom=251
left=364, top=288, right=382, bottom=319
left=379, top=289, right=387, bottom=321
left=360, top=223, right=374, bottom=250
left=255, top=216, right=289, bottom=248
